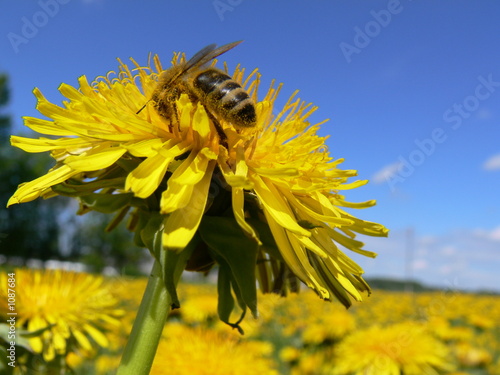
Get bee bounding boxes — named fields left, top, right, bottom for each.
left=138, top=41, right=256, bottom=146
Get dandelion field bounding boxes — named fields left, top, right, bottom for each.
left=2, top=269, right=499, bottom=375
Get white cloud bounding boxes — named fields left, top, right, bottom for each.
left=488, top=225, right=500, bottom=241
left=473, top=225, right=500, bottom=242
left=483, top=153, right=500, bottom=171
left=439, top=264, right=453, bottom=275
left=372, top=162, right=402, bottom=184
left=413, top=259, right=428, bottom=270
left=440, top=245, right=456, bottom=256
left=357, top=227, right=500, bottom=292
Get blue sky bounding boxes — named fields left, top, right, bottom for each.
left=1, top=1, right=499, bottom=291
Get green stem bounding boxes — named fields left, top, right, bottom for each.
left=116, top=260, right=170, bottom=375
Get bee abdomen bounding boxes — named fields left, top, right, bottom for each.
left=194, top=69, right=256, bottom=127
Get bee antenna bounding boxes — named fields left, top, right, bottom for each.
left=136, top=101, right=150, bottom=114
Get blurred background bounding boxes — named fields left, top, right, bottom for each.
left=1, top=1, right=499, bottom=291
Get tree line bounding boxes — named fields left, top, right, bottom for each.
left=0, top=73, right=147, bottom=275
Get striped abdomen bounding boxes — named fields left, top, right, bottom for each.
left=193, top=68, right=256, bottom=128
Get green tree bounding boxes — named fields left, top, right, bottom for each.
left=0, top=74, right=63, bottom=262
left=0, top=74, right=147, bottom=273
left=72, top=211, right=149, bottom=275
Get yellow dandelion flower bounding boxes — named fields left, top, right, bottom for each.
left=96, top=354, right=122, bottom=375
left=65, top=351, right=85, bottom=370
left=331, top=322, right=454, bottom=375
left=0, top=269, right=123, bottom=362
left=467, top=312, right=496, bottom=330
left=178, top=293, right=218, bottom=324
left=291, top=349, right=329, bottom=375
left=301, top=310, right=356, bottom=345
left=268, top=290, right=355, bottom=341
left=8, top=42, right=387, bottom=337
left=280, top=345, right=302, bottom=362
left=150, top=325, right=279, bottom=375
left=110, top=277, right=148, bottom=307
left=454, top=341, right=492, bottom=367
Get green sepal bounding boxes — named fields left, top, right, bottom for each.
left=53, top=177, right=126, bottom=196
left=247, top=218, right=282, bottom=262
left=133, top=210, right=154, bottom=248
left=215, top=259, right=246, bottom=334
left=79, top=193, right=134, bottom=214
left=297, top=219, right=322, bottom=229
left=140, top=212, right=165, bottom=260
left=199, top=216, right=259, bottom=319
left=228, top=268, right=248, bottom=329
left=105, top=205, right=131, bottom=232
left=116, top=155, right=143, bottom=173
left=140, top=213, right=198, bottom=309
left=309, top=255, right=352, bottom=308
left=217, top=261, right=236, bottom=327
left=161, top=234, right=199, bottom=309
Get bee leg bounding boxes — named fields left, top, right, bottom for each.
left=171, top=102, right=180, bottom=133
left=205, top=110, right=228, bottom=149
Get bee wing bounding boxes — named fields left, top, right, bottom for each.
left=184, top=40, right=243, bottom=71
left=184, top=43, right=218, bottom=70
left=143, top=41, right=243, bottom=113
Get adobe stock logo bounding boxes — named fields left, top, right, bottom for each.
left=213, top=0, right=244, bottom=21
left=7, top=0, right=72, bottom=54
left=384, top=74, right=499, bottom=192
left=339, top=0, right=406, bottom=63
left=443, top=74, right=499, bottom=130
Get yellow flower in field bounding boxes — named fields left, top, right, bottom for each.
left=302, top=311, right=355, bottom=345
left=110, top=277, right=148, bottom=308
left=95, top=354, right=122, bottom=374
left=280, top=345, right=302, bottom=362
left=150, top=325, right=278, bottom=375
left=454, top=342, right=492, bottom=367
left=292, top=350, right=330, bottom=375
left=179, top=293, right=218, bottom=324
left=269, top=290, right=355, bottom=341
left=65, top=351, right=86, bottom=371
left=0, top=269, right=123, bottom=362
left=8, top=46, right=387, bottom=325
left=331, top=323, right=454, bottom=375
left=467, top=312, right=496, bottom=330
